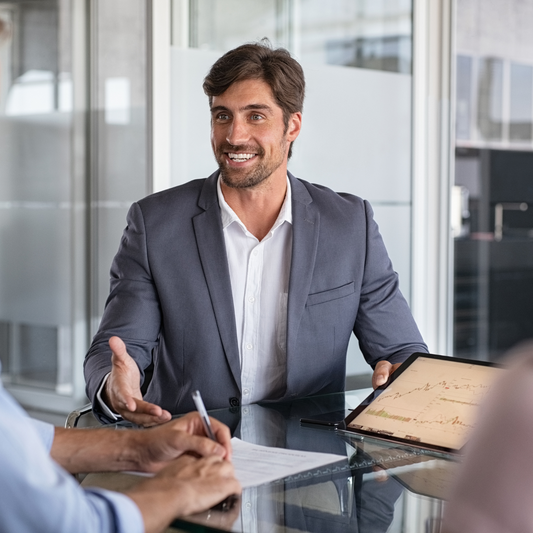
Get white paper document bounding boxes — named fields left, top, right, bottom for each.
left=230, top=437, right=346, bottom=488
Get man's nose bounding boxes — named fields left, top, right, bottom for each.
left=226, top=117, right=250, bottom=146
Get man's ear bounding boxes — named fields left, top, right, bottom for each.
left=286, top=112, right=302, bottom=142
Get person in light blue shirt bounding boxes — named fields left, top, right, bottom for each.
left=0, top=363, right=240, bottom=533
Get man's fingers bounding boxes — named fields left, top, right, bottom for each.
left=372, top=361, right=391, bottom=389
left=372, top=361, right=402, bottom=389
left=372, top=362, right=390, bottom=388
left=126, top=454, right=241, bottom=525
left=117, top=410, right=172, bottom=428
left=175, top=454, right=240, bottom=483
left=160, top=454, right=232, bottom=480
left=134, top=398, right=165, bottom=416
left=116, top=399, right=171, bottom=427
left=170, top=413, right=233, bottom=459
left=120, top=396, right=138, bottom=413
left=178, top=434, right=227, bottom=458
left=209, top=418, right=233, bottom=460
left=109, top=336, right=131, bottom=365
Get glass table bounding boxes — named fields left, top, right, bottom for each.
left=81, top=390, right=457, bottom=533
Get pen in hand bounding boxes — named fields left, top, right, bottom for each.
left=192, top=390, right=239, bottom=512
left=192, top=390, right=217, bottom=442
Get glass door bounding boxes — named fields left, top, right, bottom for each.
left=452, top=0, right=533, bottom=361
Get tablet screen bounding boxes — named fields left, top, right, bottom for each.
left=345, top=354, right=505, bottom=453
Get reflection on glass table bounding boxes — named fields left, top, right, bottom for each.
left=80, top=390, right=457, bottom=533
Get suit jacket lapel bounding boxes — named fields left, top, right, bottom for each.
left=286, top=173, right=320, bottom=391
left=193, top=172, right=241, bottom=391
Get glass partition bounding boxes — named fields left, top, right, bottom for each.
left=0, top=0, right=150, bottom=412
left=89, top=0, right=150, bottom=332
left=453, top=0, right=533, bottom=361
left=0, top=0, right=81, bottom=397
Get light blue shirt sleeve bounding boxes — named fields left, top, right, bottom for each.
left=28, top=417, right=55, bottom=450
left=0, top=380, right=144, bottom=533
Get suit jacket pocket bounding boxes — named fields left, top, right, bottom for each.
left=306, top=281, right=355, bottom=307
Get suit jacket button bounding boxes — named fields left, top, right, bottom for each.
left=229, top=397, right=240, bottom=407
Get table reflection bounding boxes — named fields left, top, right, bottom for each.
left=174, top=393, right=456, bottom=533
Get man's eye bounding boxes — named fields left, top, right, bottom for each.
left=216, top=113, right=230, bottom=121
left=250, top=114, right=263, bottom=121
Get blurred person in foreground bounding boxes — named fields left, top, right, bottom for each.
left=443, top=341, right=533, bottom=533
left=0, top=359, right=240, bottom=533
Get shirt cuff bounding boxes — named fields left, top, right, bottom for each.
left=96, top=373, right=122, bottom=422
left=85, top=488, right=144, bottom=533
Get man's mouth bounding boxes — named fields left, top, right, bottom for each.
left=227, top=152, right=256, bottom=163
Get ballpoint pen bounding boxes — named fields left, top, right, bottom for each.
left=192, top=390, right=217, bottom=442
left=192, top=390, right=239, bottom=511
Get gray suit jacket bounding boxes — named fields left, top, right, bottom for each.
left=84, top=172, right=427, bottom=419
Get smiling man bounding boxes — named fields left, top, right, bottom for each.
left=84, top=40, right=427, bottom=426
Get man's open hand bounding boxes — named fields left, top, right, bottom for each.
left=104, top=336, right=171, bottom=426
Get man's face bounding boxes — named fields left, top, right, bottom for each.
left=210, top=78, right=301, bottom=189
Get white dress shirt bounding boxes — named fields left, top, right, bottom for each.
left=217, top=177, right=293, bottom=404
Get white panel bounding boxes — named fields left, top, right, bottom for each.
left=170, top=48, right=221, bottom=185
left=289, top=64, right=412, bottom=203
left=0, top=115, right=72, bottom=325
left=345, top=337, right=369, bottom=376
left=372, top=204, right=412, bottom=301
left=104, top=77, right=131, bottom=125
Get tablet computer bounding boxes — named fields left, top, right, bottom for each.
left=341, top=353, right=505, bottom=454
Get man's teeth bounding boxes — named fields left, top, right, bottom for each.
left=228, top=153, right=255, bottom=162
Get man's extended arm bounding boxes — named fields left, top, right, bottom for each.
left=51, top=411, right=233, bottom=473
left=50, top=412, right=240, bottom=533
left=85, top=201, right=164, bottom=424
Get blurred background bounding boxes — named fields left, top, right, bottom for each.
left=0, top=0, right=531, bottom=421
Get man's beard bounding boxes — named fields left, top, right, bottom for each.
left=215, top=141, right=286, bottom=189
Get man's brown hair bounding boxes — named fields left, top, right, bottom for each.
left=203, top=39, right=305, bottom=158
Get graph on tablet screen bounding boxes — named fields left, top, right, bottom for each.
left=347, top=356, right=504, bottom=450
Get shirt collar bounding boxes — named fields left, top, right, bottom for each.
left=217, top=175, right=292, bottom=232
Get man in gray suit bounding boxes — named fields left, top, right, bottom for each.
left=84, top=41, right=427, bottom=426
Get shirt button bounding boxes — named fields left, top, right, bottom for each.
left=249, top=296, right=255, bottom=303
left=253, top=249, right=258, bottom=256
left=246, top=502, right=252, bottom=509
left=243, top=407, right=249, bottom=415
left=243, top=388, right=250, bottom=395
left=246, top=343, right=253, bottom=350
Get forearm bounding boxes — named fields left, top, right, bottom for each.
left=51, top=427, right=142, bottom=474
